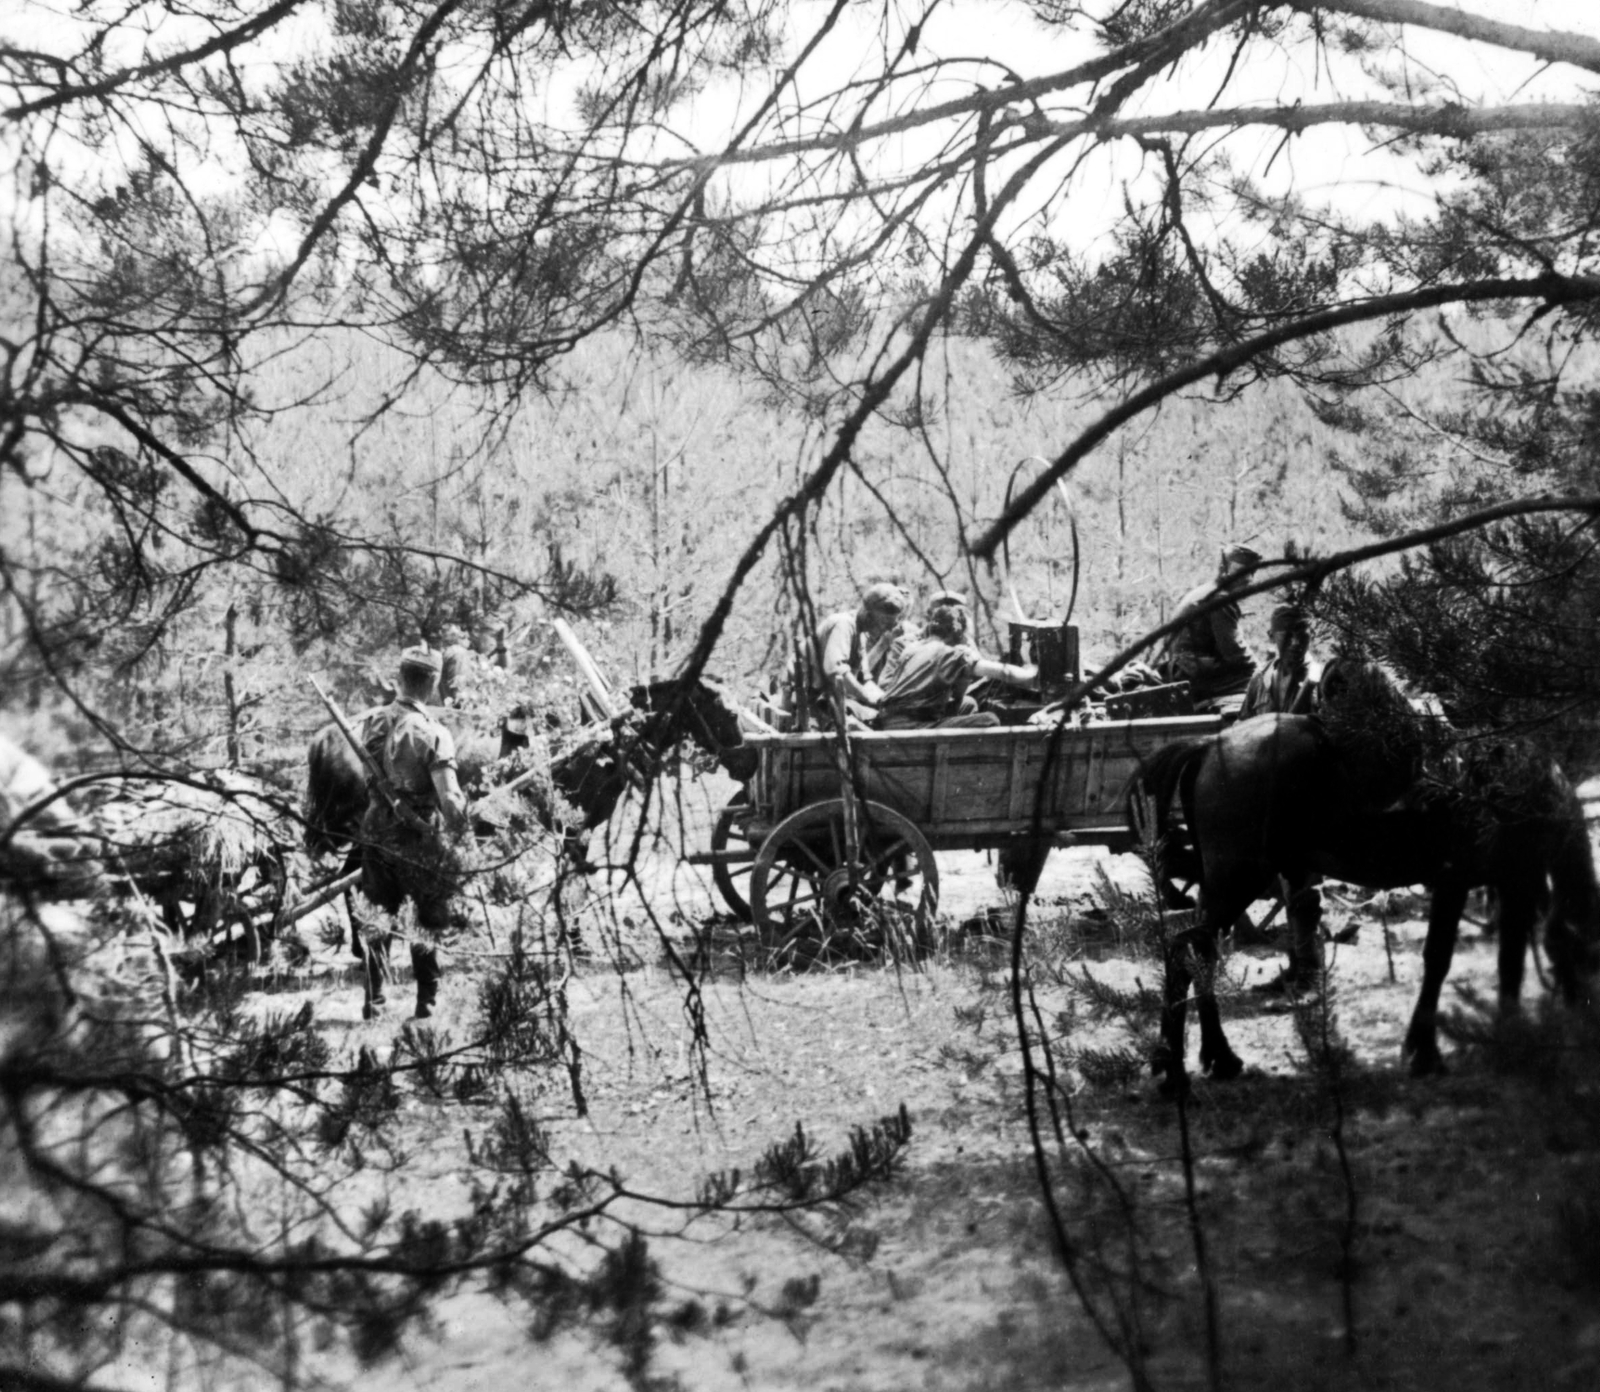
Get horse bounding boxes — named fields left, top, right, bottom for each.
left=1134, top=712, right=1600, bottom=1091
left=302, top=674, right=755, bottom=869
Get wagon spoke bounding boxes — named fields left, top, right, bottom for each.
left=777, top=872, right=822, bottom=918
left=862, top=836, right=911, bottom=876
left=789, top=838, right=834, bottom=877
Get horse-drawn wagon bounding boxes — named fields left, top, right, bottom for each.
left=698, top=713, right=1221, bottom=953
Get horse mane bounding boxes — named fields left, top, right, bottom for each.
left=1317, top=656, right=1453, bottom=809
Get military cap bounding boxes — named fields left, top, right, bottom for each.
left=861, top=582, right=909, bottom=617
left=927, top=589, right=968, bottom=611
left=1221, top=543, right=1264, bottom=572
left=1269, top=602, right=1308, bottom=634
left=399, top=645, right=442, bottom=676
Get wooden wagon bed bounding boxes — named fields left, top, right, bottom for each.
left=697, top=714, right=1220, bottom=948
left=743, top=715, right=1221, bottom=853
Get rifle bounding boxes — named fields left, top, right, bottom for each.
left=308, top=677, right=433, bottom=835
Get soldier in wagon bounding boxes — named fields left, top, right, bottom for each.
left=797, top=582, right=910, bottom=725
left=1162, top=542, right=1261, bottom=707
left=355, top=646, right=470, bottom=1020
left=874, top=602, right=1038, bottom=730
left=1240, top=601, right=1320, bottom=719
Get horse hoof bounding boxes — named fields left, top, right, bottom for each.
left=1205, top=1051, right=1244, bottom=1082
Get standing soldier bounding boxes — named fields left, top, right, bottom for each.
left=437, top=621, right=474, bottom=706
left=357, top=646, right=470, bottom=1020
left=1240, top=602, right=1318, bottom=718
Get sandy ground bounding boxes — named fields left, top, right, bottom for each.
left=244, top=805, right=1600, bottom=1392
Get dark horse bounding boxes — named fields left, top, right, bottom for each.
left=1135, top=713, right=1600, bottom=1090
left=303, top=675, right=757, bottom=868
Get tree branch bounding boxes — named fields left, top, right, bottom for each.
left=1038, top=493, right=1600, bottom=716
left=1293, top=0, right=1600, bottom=77
left=1, top=0, right=311, bottom=122
left=973, top=272, right=1600, bottom=562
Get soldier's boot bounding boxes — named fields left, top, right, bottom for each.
left=1255, top=886, right=1324, bottom=996
left=411, top=942, right=441, bottom=1020
left=360, top=935, right=392, bottom=1020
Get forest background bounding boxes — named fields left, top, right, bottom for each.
left=3, top=320, right=1369, bottom=761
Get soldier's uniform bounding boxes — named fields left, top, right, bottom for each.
left=1164, top=543, right=1261, bottom=705
left=357, top=647, right=467, bottom=1020
left=796, top=583, right=909, bottom=725
left=875, top=636, right=996, bottom=729
left=1240, top=601, right=1326, bottom=996
left=1241, top=601, right=1318, bottom=719
left=438, top=623, right=475, bottom=706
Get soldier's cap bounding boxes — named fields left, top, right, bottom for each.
left=1269, top=602, right=1309, bottom=634
left=861, top=582, right=910, bottom=617
left=927, top=589, right=968, bottom=610
left=1222, top=543, right=1264, bottom=572
left=399, top=645, right=442, bottom=676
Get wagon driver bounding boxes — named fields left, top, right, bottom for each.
left=1162, top=543, right=1261, bottom=707
left=356, top=646, right=470, bottom=1021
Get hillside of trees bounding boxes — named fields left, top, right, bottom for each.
left=3, top=321, right=1389, bottom=761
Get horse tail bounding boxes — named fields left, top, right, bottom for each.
left=1542, top=767, right=1600, bottom=1003
left=1129, top=738, right=1211, bottom=907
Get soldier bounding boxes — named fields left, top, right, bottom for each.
left=356, top=646, right=470, bottom=1020
left=875, top=602, right=1037, bottom=729
left=1240, top=602, right=1318, bottom=718
left=1163, top=543, right=1262, bottom=706
left=797, top=582, right=910, bottom=725
left=1239, top=600, right=1325, bottom=997
left=474, top=617, right=510, bottom=671
left=437, top=622, right=475, bottom=706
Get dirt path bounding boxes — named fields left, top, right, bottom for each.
left=268, top=837, right=1600, bottom=1392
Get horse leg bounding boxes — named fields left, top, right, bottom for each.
left=1151, top=923, right=1200, bottom=1093
left=1493, top=875, right=1538, bottom=1016
left=1153, top=908, right=1244, bottom=1092
left=1193, top=926, right=1245, bottom=1081
left=1403, top=879, right=1469, bottom=1076
left=1283, top=872, right=1324, bottom=987
left=339, top=843, right=365, bottom=961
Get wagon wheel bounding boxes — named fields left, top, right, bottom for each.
left=710, top=790, right=755, bottom=921
left=749, top=799, right=939, bottom=964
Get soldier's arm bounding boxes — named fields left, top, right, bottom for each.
left=821, top=622, right=882, bottom=704
left=431, top=765, right=470, bottom=833
left=1239, top=669, right=1264, bottom=717
left=1208, top=608, right=1250, bottom=666
left=971, top=654, right=1038, bottom=688
left=427, top=728, right=470, bottom=832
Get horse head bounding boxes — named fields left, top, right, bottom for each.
left=628, top=675, right=758, bottom=783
